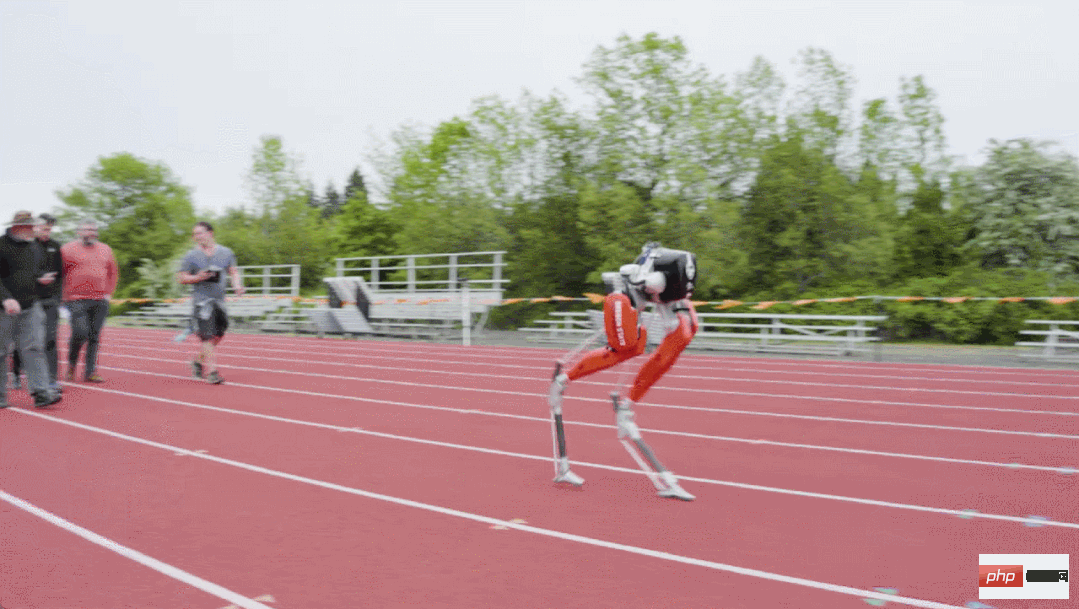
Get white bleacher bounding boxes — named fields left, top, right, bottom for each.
left=316, top=251, right=507, bottom=340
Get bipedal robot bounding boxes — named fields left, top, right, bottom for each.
left=548, top=243, right=699, bottom=501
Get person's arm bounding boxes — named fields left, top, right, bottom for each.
left=0, top=252, right=19, bottom=315
left=53, top=242, right=64, bottom=288
left=104, top=245, right=119, bottom=297
left=176, top=253, right=214, bottom=286
left=34, top=242, right=55, bottom=286
left=228, top=265, right=246, bottom=296
left=177, top=269, right=213, bottom=285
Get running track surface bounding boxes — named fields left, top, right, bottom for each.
left=1, top=327, right=1076, bottom=609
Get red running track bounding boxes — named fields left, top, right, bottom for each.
left=1, top=327, right=1077, bottom=608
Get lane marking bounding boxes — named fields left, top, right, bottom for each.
left=6, top=408, right=967, bottom=609
left=0, top=489, right=274, bottom=609
left=94, top=360, right=1079, bottom=441
left=108, top=328, right=1079, bottom=378
left=93, top=364, right=1079, bottom=471
left=12, top=392, right=1078, bottom=530
left=94, top=343, right=1079, bottom=418
left=123, top=335, right=1070, bottom=388
left=108, top=338, right=1079, bottom=401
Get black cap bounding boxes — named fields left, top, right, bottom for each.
left=39, top=213, right=57, bottom=225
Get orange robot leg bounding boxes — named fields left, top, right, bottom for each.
left=627, top=306, right=697, bottom=403
left=566, top=292, right=647, bottom=381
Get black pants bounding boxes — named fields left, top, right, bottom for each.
left=67, top=299, right=109, bottom=377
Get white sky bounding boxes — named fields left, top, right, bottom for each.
left=2, top=0, right=1077, bottom=223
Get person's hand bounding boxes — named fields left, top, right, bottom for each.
left=37, top=271, right=56, bottom=285
left=3, top=299, right=21, bottom=316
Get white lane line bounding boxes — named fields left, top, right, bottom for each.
left=18, top=386, right=1078, bottom=530
left=104, top=329, right=1065, bottom=374
left=111, top=335, right=1079, bottom=394
left=6, top=408, right=968, bottom=609
left=0, top=489, right=274, bottom=609
left=100, top=342, right=1079, bottom=418
left=94, top=360, right=1079, bottom=441
left=94, top=364, right=1079, bottom=473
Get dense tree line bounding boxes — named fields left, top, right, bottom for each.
left=51, top=34, right=1079, bottom=341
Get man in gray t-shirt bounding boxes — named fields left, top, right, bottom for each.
left=176, top=221, right=246, bottom=384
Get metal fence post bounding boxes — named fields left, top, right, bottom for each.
left=460, top=278, right=471, bottom=347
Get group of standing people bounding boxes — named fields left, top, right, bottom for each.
left=0, top=211, right=117, bottom=408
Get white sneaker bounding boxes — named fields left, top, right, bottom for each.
left=554, top=467, right=585, bottom=486
left=657, top=471, right=695, bottom=501
left=552, top=459, right=586, bottom=488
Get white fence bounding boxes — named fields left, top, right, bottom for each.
left=333, top=251, right=507, bottom=293
left=520, top=310, right=886, bottom=357
left=238, top=264, right=300, bottom=296
left=1016, top=320, right=1079, bottom=361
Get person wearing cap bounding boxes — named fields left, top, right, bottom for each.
left=12, top=213, right=64, bottom=392
left=0, top=211, right=62, bottom=408
left=61, top=218, right=118, bottom=383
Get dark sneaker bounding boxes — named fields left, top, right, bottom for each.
left=191, top=360, right=204, bottom=379
left=0, top=401, right=8, bottom=409
left=33, top=391, right=61, bottom=408
left=84, top=373, right=104, bottom=383
left=207, top=371, right=223, bottom=385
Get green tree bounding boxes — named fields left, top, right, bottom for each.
left=858, top=98, right=901, bottom=179
left=343, top=168, right=368, bottom=204
left=503, top=94, right=597, bottom=297
left=232, top=136, right=330, bottom=288
left=739, top=134, right=873, bottom=295
left=381, top=117, right=509, bottom=255
left=578, top=32, right=746, bottom=204
left=897, top=75, right=949, bottom=183
left=55, top=152, right=196, bottom=295
left=245, top=135, right=309, bottom=215
left=787, top=47, right=855, bottom=161
left=893, top=180, right=962, bottom=278
left=964, top=139, right=1079, bottom=275
left=576, top=181, right=655, bottom=284
left=332, top=184, right=397, bottom=259
left=320, top=182, right=342, bottom=219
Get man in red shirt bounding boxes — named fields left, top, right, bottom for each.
left=61, top=219, right=118, bottom=382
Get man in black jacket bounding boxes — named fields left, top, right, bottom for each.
left=11, top=213, right=64, bottom=393
left=0, top=211, right=61, bottom=408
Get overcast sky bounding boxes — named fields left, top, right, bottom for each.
left=2, top=0, right=1077, bottom=224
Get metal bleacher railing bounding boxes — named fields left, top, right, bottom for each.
left=309, top=251, right=508, bottom=344
left=114, top=264, right=301, bottom=330
left=518, top=309, right=886, bottom=358
left=237, top=264, right=301, bottom=297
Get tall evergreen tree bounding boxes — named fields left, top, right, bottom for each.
left=343, top=168, right=368, bottom=203
left=322, top=182, right=342, bottom=219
